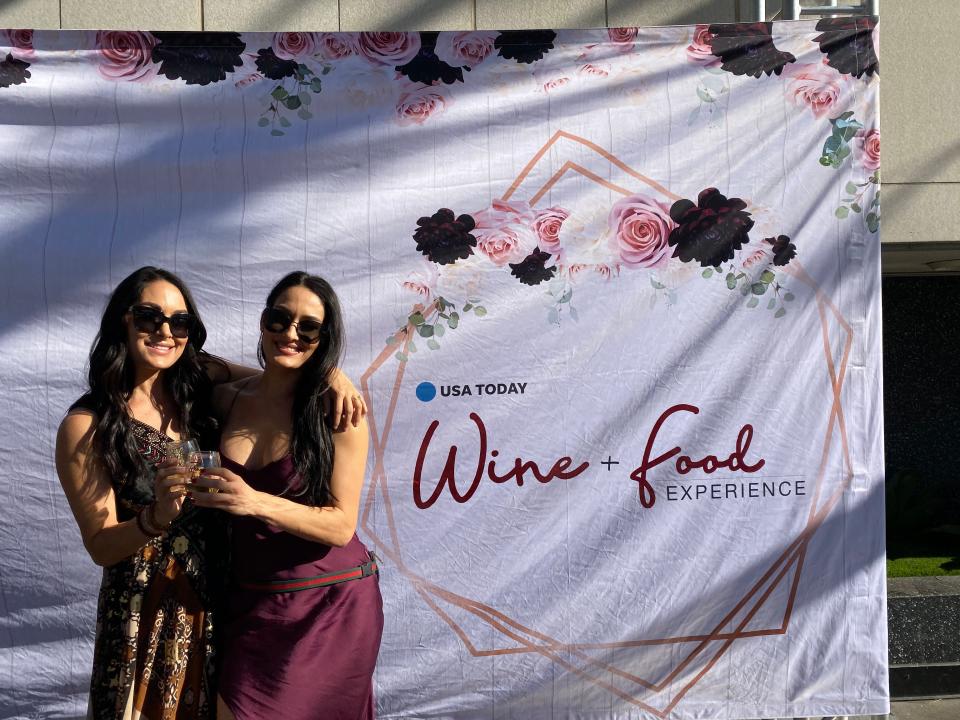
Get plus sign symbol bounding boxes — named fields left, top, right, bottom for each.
left=601, top=456, right=619, bottom=471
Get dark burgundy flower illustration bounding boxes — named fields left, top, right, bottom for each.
left=509, top=248, right=556, bottom=286
left=708, top=22, right=796, bottom=78
left=813, top=17, right=879, bottom=79
left=494, top=30, right=556, bottom=64
left=414, top=208, right=478, bottom=265
left=397, top=31, right=465, bottom=85
left=765, top=235, right=797, bottom=267
left=0, top=53, right=30, bottom=88
left=255, top=47, right=298, bottom=80
left=151, top=32, right=245, bottom=85
left=668, top=188, right=755, bottom=267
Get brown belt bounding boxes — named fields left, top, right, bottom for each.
left=238, top=553, right=379, bottom=593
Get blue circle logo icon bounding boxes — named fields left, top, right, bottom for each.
left=416, top=382, right=437, bottom=402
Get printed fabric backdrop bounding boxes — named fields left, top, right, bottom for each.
left=0, top=20, right=885, bottom=720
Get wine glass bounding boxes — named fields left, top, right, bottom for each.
left=165, top=438, right=200, bottom=489
left=166, top=438, right=200, bottom=466
left=194, top=451, right=222, bottom=493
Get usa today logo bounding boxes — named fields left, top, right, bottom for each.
left=415, top=381, right=528, bottom=402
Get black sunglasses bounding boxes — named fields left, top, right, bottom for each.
left=129, top=304, right=196, bottom=339
left=262, top=306, right=324, bottom=344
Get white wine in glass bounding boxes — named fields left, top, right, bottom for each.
left=166, top=438, right=200, bottom=487
left=193, top=451, right=221, bottom=493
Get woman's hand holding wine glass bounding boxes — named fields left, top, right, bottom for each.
left=152, top=439, right=200, bottom=526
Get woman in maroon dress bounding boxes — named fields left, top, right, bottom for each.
left=191, top=271, right=383, bottom=720
left=55, top=267, right=367, bottom=720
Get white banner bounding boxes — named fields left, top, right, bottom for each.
left=0, top=21, right=886, bottom=719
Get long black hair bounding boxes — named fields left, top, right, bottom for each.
left=78, top=266, right=218, bottom=496
left=259, top=271, right=345, bottom=507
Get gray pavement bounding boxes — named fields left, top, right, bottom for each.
left=750, top=699, right=960, bottom=719
left=798, top=698, right=960, bottom=719
left=889, top=697, right=960, bottom=719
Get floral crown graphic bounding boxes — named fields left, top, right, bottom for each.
left=393, top=129, right=798, bottom=358
left=362, top=130, right=858, bottom=716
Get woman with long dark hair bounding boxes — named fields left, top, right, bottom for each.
left=190, top=271, right=382, bottom=720
left=55, top=266, right=365, bottom=720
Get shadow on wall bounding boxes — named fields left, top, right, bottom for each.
left=0, top=27, right=750, bottom=347
left=0, top=20, right=892, bottom=715
left=377, top=478, right=887, bottom=717
left=246, top=0, right=740, bottom=32
left=606, top=0, right=739, bottom=27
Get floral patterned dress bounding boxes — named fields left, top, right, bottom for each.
left=86, top=415, right=227, bottom=720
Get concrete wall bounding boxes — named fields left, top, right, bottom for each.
left=0, top=0, right=745, bottom=31
left=1, top=0, right=956, bottom=271
left=878, top=0, right=960, bottom=273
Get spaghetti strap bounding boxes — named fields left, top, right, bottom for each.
left=226, top=376, right=255, bottom=420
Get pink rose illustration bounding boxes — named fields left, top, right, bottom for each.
left=784, top=61, right=848, bottom=119
left=855, top=128, right=880, bottom=173
left=686, top=25, right=719, bottom=67
left=396, top=84, right=451, bottom=126
left=473, top=199, right=538, bottom=266
left=578, top=27, right=636, bottom=62
left=316, top=33, right=359, bottom=60
left=358, top=32, right=421, bottom=67
left=434, top=32, right=497, bottom=68
left=608, top=27, right=638, bottom=50
left=476, top=229, right=536, bottom=266
left=95, top=31, right=158, bottom=82
left=272, top=32, right=320, bottom=61
left=533, top=207, right=569, bottom=257
left=607, top=194, right=675, bottom=269
left=0, top=29, right=34, bottom=59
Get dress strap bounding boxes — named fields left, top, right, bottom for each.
left=225, top=376, right=256, bottom=419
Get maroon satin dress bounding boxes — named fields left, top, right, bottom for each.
left=218, top=455, right=383, bottom=720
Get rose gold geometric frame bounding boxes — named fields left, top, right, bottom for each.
left=359, top=131, right=854, bottom=717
